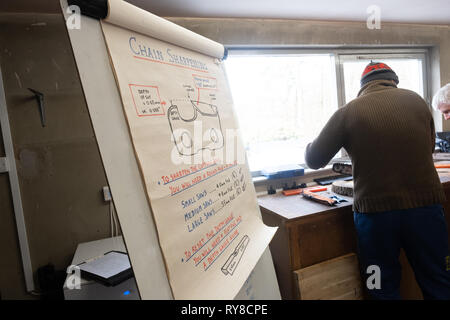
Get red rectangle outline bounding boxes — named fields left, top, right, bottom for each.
left=128, top=84, right=165, bottom=117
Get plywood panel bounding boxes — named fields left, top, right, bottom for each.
left=289, top=208, right=357, bottom=270
left=294, top=253, right=363, bottom=300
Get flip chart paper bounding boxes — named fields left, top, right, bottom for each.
left=100, top=19, right=277, bottom=299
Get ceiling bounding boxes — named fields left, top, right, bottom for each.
left=1, top=0, right=449, bottom=25
left=131, top=0, right=450, bottom=24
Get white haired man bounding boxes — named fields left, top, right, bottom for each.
left=433, top=83, right=450, bottom=120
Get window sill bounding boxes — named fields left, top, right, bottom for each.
left=253, top=165, right=336, bottom=195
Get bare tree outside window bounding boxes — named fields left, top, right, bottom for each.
left=225, top=55, right=337, bottom=171
left=225, top=53, right=427, bottom=173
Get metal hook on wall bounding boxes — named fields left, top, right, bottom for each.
left=27, top=88, right=46, bottom=127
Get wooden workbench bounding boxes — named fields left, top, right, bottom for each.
left=258, top=172, right=450, bottom=300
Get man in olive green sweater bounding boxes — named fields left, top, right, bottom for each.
left=305, top=62, right=450, bottom=299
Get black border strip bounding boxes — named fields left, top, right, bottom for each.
left=67, top=0, right=108, bottom=19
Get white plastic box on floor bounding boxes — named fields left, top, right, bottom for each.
left=63, top=236, right=139, bottom=300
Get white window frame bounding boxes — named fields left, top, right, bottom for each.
left=335, top=50, right=430, bottom=106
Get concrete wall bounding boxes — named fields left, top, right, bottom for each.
left=0, top=13, right=112, bottom=299
left=168, top=18, right=450, bottom=131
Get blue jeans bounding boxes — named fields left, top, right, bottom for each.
left=354, top=204, right=450, bottom=300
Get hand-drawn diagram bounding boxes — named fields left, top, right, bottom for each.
left=167, top=77, right=224, bottom=156
left=221, top=235, right=250, bottom=276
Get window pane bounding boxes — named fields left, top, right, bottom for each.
left=225, top=54, right=337, bottom=172
left=342, top=58, right=424, bottom=103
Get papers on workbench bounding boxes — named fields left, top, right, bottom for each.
left=78, top=251, right=133, bottom=286
left=433, top=153, right=450, bottom=173
left=433, top=153, right=450, bottom=161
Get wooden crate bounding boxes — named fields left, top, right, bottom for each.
left=294, top=253, right=363, bottom=300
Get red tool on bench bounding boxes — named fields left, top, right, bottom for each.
left=282, top=186, right=327, bottom=196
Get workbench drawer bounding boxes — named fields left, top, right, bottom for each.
left=293, top=253, right=363, bottom=300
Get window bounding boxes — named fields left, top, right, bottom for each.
left=337, top=54, right=426, bottom=103
left=225, top=49, right=429, bottom=174
left=225, top=54, right=337, bottom=172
